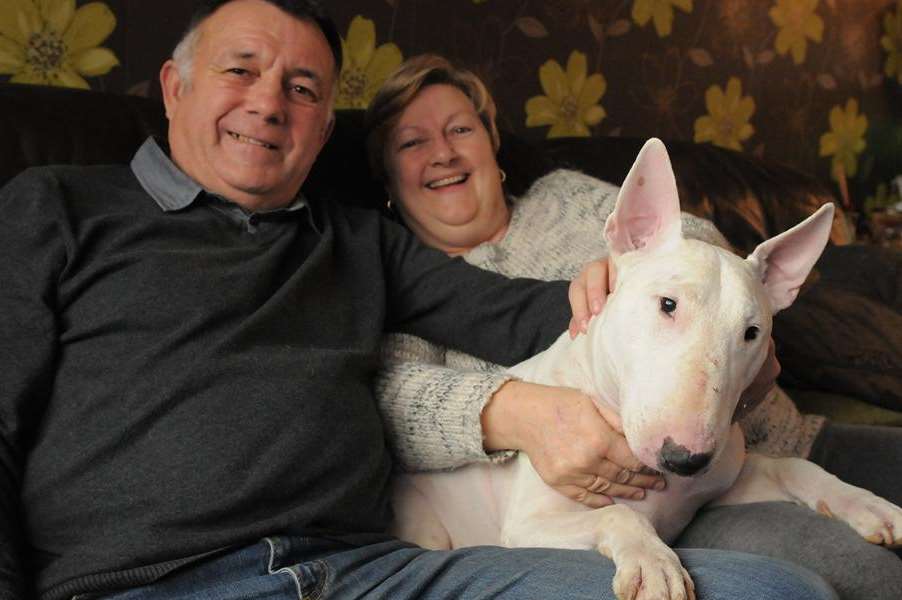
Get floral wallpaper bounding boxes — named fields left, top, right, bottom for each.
left=0, top=0, right=900, bottom=223
left=0, top=0, right=118, bottom=88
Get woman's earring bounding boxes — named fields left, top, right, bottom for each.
left=386, top=198, right=393, bottom=211
left=499, top=168, right=507, bottom=183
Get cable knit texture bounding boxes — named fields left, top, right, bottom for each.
left=376, top=169, right=825, bottom=471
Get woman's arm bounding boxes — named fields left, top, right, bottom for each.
left=375, top=332, right=516, bottom=471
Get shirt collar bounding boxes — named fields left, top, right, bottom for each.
left=130, top=136, right=307, bottom=214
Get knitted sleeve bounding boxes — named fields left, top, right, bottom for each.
left=375, top=333, right=516, bottom=471
left=681, top=213, right=733, bottom=251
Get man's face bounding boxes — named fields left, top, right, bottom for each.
left=161, top=0, right=336, bottom=211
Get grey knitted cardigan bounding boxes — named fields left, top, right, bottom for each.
left=376, top=169, right=825, bottom=471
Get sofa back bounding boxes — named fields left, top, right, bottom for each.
left=0, top=83, right=844, bottom=253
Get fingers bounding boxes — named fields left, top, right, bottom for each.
left=583, top=465, right=664, bottom=492
left=561, top=476, right=649, bottom=508
left=764, top=338, right=781, bottom=380
left=604, top=435, right=661, bottom=482
left=568, top=279, right=590, bottom=339
left=583, top=259, right=610, bottom=315
left=587, top=474, right=612, bottom=493
left=613, top=468, right=665, bottom=490
left=568, top=259, right=612, bottom=339
left=562, top=485, right=615, bottom=509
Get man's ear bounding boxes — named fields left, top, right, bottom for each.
left=604, top=137, right=683, bottom=257
left=747, top=203, right=834, bottom=312
left=159, top=59, right=184, bottom=120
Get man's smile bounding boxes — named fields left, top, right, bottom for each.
left=227, top=130, right=278, bottom=150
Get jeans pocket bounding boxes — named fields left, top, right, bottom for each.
left=270, top=559, right=329, bottom=600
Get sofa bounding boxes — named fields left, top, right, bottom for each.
left=2, top=82, right=900, bottom=426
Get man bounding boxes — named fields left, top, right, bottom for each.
left=0, top=1, right=830, bottom=599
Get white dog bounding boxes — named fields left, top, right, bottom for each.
left=392, top=138, right=902, bottom=600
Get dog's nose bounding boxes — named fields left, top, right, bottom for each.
left=658, top=437, right=712, bottom=476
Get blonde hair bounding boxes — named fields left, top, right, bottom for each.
left=364, top=54, right=500, bottom=183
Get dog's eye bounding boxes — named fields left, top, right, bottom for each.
left=660, top=297, right=677, bottom=314
left=744, top=326, right=759, bottom=341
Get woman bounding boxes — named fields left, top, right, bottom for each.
left=366, top=54, right=902, bottom=599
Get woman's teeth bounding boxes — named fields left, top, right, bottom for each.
left=427, top=174, right=468, bottom=189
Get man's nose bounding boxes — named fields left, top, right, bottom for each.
left=246, top=77, right=286, bottom=125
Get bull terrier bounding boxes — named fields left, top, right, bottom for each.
left=391, top=138, right=902, bottom=600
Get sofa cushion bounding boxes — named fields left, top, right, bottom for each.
left=774, top=245, right=902, bottom=412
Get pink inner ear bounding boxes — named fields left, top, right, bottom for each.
left=622, top=214, right=662, bottom=250
left=604, top=138, right=682, bottom=256
left=749, top=204, right=834, bottom=312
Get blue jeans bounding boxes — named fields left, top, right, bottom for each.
left=93, top=536, right=837, bottom=600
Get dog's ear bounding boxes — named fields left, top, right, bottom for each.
left=604, top=138, right=683, bottom=257
left=747, top=204, right=835, bottom=312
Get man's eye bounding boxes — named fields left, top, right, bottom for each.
left=290, top=85, right=317, bottom=100
left=226, top=68, right=249, bottom=76
left=398, top=139, right=421, bottom=150
left=451, top=126, right=471, bottom=135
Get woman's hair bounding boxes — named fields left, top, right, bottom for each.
left=364, top=54, right=500, bottom=184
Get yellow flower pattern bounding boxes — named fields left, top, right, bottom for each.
left=769, top=0, right=824, bottom=65
left=882, top=0, right=902, bottom=84
left=632, top=0, right=693, bottom=38
left=0, top=0, right=118, bottom=89
left=819, top=99, right=868, bottom=180
left=525, top=51, right=606, bottom=138
left=693, top=77, right=755, bottom=151
left=336, top=15, right=402, bottom=109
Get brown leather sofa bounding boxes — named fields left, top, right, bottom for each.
left=2, top=82, right=900, bottom=425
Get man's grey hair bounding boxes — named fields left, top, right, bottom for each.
left=172, top=26, right=201, bottom=87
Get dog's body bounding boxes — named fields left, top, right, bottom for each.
left=392, top=139, right=902, bottom=600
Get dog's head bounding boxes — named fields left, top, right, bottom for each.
left=595, top=138, right=833, bottom=477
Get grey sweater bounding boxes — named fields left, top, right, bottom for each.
left=377, top=169, right=825, bottom=471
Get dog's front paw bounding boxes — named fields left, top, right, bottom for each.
left=817, top=489, right=902, bottom=548
left=611, top=541, right=695, bottom=600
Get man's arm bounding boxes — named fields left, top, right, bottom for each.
left=0, top=170, right=66, bottom=598
left=379, top=217, right=570, bottom=365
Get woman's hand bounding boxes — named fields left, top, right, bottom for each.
left=569, top=258, right=615, bottom=338
left=482, top=380, right=665, bottom=508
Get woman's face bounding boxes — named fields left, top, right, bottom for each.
left=384, top=84, right=508, bottom=255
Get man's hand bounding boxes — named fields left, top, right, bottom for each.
left=482, top=380, right=665, bottom=508
left=569, top=258, right=615, bottom=339
left=735, top=337, right=781, bottom=421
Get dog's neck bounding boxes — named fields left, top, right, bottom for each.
left=529, top=314, right=623, bottom=422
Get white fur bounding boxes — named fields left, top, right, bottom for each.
left=391, top=139, right=902, bottom=600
